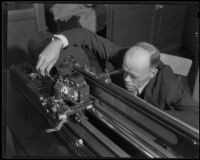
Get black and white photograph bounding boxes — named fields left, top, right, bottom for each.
left=2, top=1, right=199, bottom=159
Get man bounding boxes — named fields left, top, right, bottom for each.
left=29, top=28, right=198, bottom=113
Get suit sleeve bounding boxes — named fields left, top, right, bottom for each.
left=168, top=77, right=199, bottom=112
left=59, top=28, right=121, bottom=61
left=165, top=77, right=199, bottom=128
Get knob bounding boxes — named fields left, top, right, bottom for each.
left=159, top=5, right=163, bottom=9
left=39, top=96, right=44, bottom=101
left=195, top=32, right=199, bottom=38
left=75, top=139, right=84, bottom=147
left=155, top=4, right=164, bottom=10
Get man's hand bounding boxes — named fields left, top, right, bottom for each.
left=36, top=39, right=63, bottom=76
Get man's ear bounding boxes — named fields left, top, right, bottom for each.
left=150, top=68, right=158, bottom=78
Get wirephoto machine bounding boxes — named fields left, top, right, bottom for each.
left=9, top=55, right=199, bottom=158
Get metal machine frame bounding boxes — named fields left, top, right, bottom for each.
left=9, top=56, right=199, bottom=158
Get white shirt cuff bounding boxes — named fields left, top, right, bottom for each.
left=52, top=34, right=69, bottom=48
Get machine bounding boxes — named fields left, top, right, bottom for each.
left=9, top=55, right=199, bottom=158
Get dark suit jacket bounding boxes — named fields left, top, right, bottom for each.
left=59, top=28, right=199, bottom=112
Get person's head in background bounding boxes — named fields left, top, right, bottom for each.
left=123, top=42, right=160, bottom=93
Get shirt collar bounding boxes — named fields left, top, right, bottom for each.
left=138, top=79, right=150, bottom=94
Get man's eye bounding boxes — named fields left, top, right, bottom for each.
left=124, top=72, right=130, bottom=77
left=131, top=75, right=136, bottom=79
left=130, top=74, right=138, bottom=79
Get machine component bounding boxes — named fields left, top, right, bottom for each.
left=55, top=71, right=90, bottom=102
left=59, top=55, right=112, bottom=83
left=28, top=72, right=42, bottom=80
left=39, top=70, right=92, bottom=132
left=75, top=139, right=84, bottom=147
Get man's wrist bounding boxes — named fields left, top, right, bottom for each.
left=52, top=34, right=69, bottom=48
left=52, top=38, right=64, bottom=48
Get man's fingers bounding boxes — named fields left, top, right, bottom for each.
left=35, top=41, right=61, bottom=75
left=36, top=54, right=45, bottom=70
left=38, top=59, right=56, bottom=76
left=46, top=59, right=57, bottom=75
left=38, top=61, right=47, bottom=76
left=36, top=53, right=52, bottom=76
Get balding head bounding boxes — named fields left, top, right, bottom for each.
left=124, top=42, right=160, bottom=72
left=123, top=42, right=160, bottom=92
left=124, top=46, right=151, bottom=75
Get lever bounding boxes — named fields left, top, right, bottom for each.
left=46, top=116, right=67, bottom=133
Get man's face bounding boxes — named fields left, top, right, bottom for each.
left=122, top=47, right=152, bottom=93
left=123, top=64, right=151, bottom=93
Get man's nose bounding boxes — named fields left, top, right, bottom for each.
left=124, top=74, right=131, bottom=82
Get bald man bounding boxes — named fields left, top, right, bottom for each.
left=123, top=45, right=159, bottom=96
left=29, top=28, right=198, bottom=113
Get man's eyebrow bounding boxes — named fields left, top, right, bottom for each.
left=122, top=62, right=128, bottom=68
left=122, top=66, right=128, bottom=71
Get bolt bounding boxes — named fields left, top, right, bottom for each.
left=39, top=96, right=44, bottom=101
left=86, top=105, right=93, bottom=109
left=75, top=139, right=83, bottom=147
left=105, top=78, right=111, bottom=84
left=75, top=116, right=80, bottom=122
left=193, top=141, right=198, bottom=145
left=78, top=139, right=83, bottom=145
left=42, top=102, right=46, bottom=106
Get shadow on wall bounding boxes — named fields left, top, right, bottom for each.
left=5, top=46, right=32, bottom=69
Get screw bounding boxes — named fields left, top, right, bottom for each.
left=75, top=139, right=83, bottom=147
left=105, top=78, right=111, bottom=83
left=42, top=102, right=46, bottom=106
left=39, top=96, right=44, bottom=101
left=193, top=141, right=198, bottom=145
left=86, top=105, right=93, bottom=109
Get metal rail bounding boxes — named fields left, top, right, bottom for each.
left=74, top=65, right=199, bottom=158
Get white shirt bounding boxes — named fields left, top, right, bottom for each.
left=52, top=34, right=69, bottom=48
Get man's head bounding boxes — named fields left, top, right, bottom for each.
left=123, top=42, right=160, bottom=93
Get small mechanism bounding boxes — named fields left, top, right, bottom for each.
left=36, top=57, right=113, bottom=133
left=19, top=61, right=112, bottom=133
left=28, top=72, right=42, bottom=80
left=46, top=115, right=68, bottom=133
left=39, top=69, right=92, bottom=133
left=55, top=71, right=90, bottom=102
left=75, top=139, right=84, bottom=147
